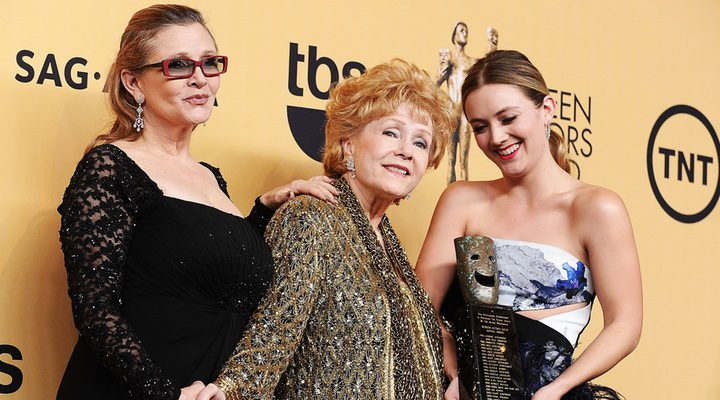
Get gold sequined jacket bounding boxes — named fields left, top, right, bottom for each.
left=215, top=178, right=444, bottom=399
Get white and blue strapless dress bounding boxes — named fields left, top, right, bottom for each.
left=445, top=238, right=622, bottom=399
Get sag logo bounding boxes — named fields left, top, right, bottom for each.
left=15, top=50, right=102, bottom=90
left=287, top=43, right=365, bottom=161
left=0, top=344, right=23, bottom=394
left=647, top=105, right=720, bottom=223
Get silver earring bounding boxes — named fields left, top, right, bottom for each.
left=346, top=157, right=356, bottom=179
left=545, top=124, right=551, bottom=140
left=404, top=192, right=412, bottom=200
left=133, top=97, right=145, bottom=132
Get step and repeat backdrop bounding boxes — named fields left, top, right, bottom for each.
left=2, top=0, right=718, bottom=398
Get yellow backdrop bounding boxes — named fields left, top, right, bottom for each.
left=2, top=1, right=719, bottom=398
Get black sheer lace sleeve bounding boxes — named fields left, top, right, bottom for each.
left=245, top=197, right=275, bottom=234
left=58, top=145, right=179, bottom=400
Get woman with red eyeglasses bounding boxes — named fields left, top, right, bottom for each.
left=56, top=5, right=337, bottom=400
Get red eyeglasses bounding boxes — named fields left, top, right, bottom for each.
left=138, top=55, right=228, bottom=78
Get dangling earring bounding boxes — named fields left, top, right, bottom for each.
left=133, top=96, right=145, bottom=132
left=404, top=192, right=412, bottom=200
left=346, top=157, right=356, bottom=179
left=545, top=124, right=551, bottom=140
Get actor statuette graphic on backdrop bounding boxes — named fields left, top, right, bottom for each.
left=437, top=23, right=499, bottom=184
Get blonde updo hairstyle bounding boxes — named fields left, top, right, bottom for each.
left=461, top=50, right=572, bottom=172
left=87, top=4, right=215, bottom=152
left=323, top=59, right=457, bottom=178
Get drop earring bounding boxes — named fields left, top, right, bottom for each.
left=545, top=124, right=551, bottom=140
left=346, top=157, right=356, bottom=179
left=133, top=96, right=145, bottom=132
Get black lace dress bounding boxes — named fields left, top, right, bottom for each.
left=56, top=144, right=274, bottom=400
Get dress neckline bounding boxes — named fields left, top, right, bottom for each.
left=490, top=237, right=589, bottom=267
left=102, top=143, right=244, bottom=219
left=163, top=196, right=245, bottom=220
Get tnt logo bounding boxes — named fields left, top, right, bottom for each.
left=287, top=43, right=365, bottom=161
left=647, top=105, right=720, bottom=223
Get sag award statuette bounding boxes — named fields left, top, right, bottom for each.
left=454, top=236, right=525, bottom=400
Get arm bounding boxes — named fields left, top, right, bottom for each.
left=534, top=189, right=642, bottom=399
left=59, top=149, right=180, bottom=400
left=201, top=162, right=337, bottom=234
left=213, top=197, right=330, bottom=399
left=415, top=184, right=469, bottom=382
left=244, top=197, right=276, bottom=234
left=250, top=176, right=339, bottom=233
left=258, top=176, right=339, bottom=210
left=436, top=63, right=450, bottom=87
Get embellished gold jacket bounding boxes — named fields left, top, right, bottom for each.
left=216, top=178, right=444, bottom=399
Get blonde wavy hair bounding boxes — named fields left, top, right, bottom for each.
left=86, top=4, right=215, bottom=152
left=461, top=50, right=572, bottom=173
left=323, top=59, right=457, bottom=178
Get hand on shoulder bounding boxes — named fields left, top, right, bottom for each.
left=179, top=381, right=205, bottom=400
left=259, top=176, right=338, bottom=210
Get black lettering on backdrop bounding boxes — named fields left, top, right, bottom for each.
left=566, top=125, right=580, bottom=154
left=657, top=147, right=714, bottom=186
left=548, top=88, right=593, bottom=178
left=0, top=344, right=23, bottom=394
left=342, top=61, right=365, bottom=79
left=286, top=43, right=366, bottom=161
left=288, top=42, right=305, bottom=96
left=307, top=45, right=339, bottom=99
left=14, top=49, right=99, bottom=89
left=37, top=54, right=62, bottom=87
left=647, top=104, right=720, bottom=223
left=288, top=43, right=366, bottom=100
left=581, top=128, right=593, bottom=157
left=15, top=50, right=34, bottom=83
left=559, top=91, right=572, bottom=121
left=575, top=95, right=591, bottom=124
left=65, top=57, right=89, bottom=89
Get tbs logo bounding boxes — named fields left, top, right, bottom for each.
left=0, top=344, right=23, bottom=394
left=647, top=105, right=719, bottom=223
left=287, top=43, right=365, bottom=161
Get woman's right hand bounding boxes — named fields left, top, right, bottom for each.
left=179, top=381, right=205, bottom=400
left=444, top=376, right=459, bottom=400
left=259, top=176, right=338, bottom=209
left=197, top=383, right=226, bottom=400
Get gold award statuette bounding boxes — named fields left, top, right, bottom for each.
left=453, top=236, right=525, bottom=400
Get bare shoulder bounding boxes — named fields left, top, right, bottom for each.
left=439, top=179, right=497, bottom=207
left=429, top=180, right=499, bottom=236
left=574, top=184, right=627, bottom=214
left=571, top=183, right=631, bottom=231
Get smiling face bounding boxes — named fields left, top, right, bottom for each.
left=487, top=27, right=498, bottom=47
left=131, top=23, right=220, bottom=131
left=343, top=104, right=433, bottom=204
left=464, top=83, right=555, bottom=177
